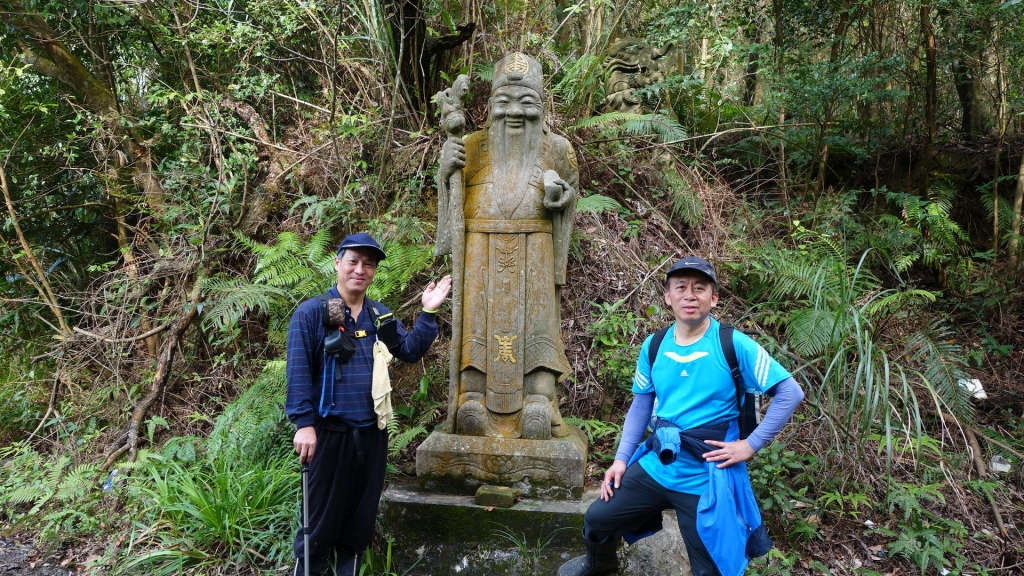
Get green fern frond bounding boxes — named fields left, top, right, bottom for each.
left=573, top=112, right=686, bottom=143
left=764, top=257, right=838, bottom=302
left=901, top=322, right=972, bottom=422
left=388, top=425, right=426, bottom=458
left=45, top=456, right=71, bottom=487
left=416, top=407, right=441, bottom=427
left=549, top=54, right=605, bottom=111
left=366, top=241, right=433, bottom=307
left=573, top=112, right=649, bottom=130
left=786, top=307, right=843, bottom=358
left=2, top=485, right=51, bottom=505
left=386, top=418, right=400, bottom=437
left=206, top=361, right=289, bottom=465
left=624, top=114, right=687, bottom=142
left=199, top=277, right=290, bottom=332
left=239, top=229, right=333, bottom=284
left=57, top=463, right=99, bottom=501
left=863, top=289, right=937, bottom=318
left=576, top=194, right=622, bottom=215
left=662, top=169, right=703, bottom=227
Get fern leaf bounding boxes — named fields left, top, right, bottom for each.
left=388, top=425, right=426, bottom=458
left=573, top=112, right=650, bottom=130
left=576, top=194, right=622, bottom=215
left=2, top=485, right=51, bottom=505
left=366, top=241, right=433, bottom=306
left=199, top=277, right=290, bottom=332
left=57, top=463, right=99, bottom=501
left=574, top=112, right=686, bottom=143
left=786, top=307, right=840, bottom=358
left=205, top=361, right=289, bottom=465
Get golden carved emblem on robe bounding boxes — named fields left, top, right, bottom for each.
left=493, top=334, right=518, bottom=363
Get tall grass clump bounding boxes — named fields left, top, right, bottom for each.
left=119, top=361, right=297, bottom=574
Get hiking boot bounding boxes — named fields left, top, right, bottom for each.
left=558, top=539, right=618, bottom=576
left=335, top=550, right=358, bottom=576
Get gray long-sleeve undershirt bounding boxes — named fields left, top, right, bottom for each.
left=613, top=376, right=805, bottom=463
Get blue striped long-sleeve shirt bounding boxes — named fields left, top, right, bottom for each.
left=285, top=286, right=439, bottom=429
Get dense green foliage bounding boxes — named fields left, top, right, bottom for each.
left=1, top=0, right=1023, bottom=573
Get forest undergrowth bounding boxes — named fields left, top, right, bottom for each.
left=2, top=0, right=1024, bottom=574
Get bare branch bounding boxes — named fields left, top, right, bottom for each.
left=72, top=322, right=172, bottom=343
left=0, top=162, right=70, bottom=334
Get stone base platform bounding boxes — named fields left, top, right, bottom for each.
left=378, top=482, right=693, bottom=576
left=414, top=429, right=587, bottom=500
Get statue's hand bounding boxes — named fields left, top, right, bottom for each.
left=440, top=137, right=466, bottom=184
left=543, top=170, right=575, bottom=211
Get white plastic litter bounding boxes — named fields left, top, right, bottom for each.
left=989, top=455, right=1011, bottom=474
left=957, top=378, right=987, bottom=400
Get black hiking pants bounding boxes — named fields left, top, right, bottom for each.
left=294, top=421, right=387, bottom=576
left=582, top=463, right=721, bottom=576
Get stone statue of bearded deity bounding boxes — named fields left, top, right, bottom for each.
left=437, top=53, right=578, bottom=440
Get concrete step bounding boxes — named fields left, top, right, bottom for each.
left=378, top=480, right=693, bottom=575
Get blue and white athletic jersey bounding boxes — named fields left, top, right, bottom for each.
left=631, top=317, right=792, bottom=494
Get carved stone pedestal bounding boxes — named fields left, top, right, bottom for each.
left=415, top=428, right=588, bottom=500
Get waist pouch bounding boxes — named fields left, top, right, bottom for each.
left=644, top=420, right=730, bottom=464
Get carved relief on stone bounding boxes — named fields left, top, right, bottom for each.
left=603, top=37, right=680, bottom=113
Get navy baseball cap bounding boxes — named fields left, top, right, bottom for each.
left=337, top=233, right=387, bottom=262
left=666, top=257, right=717, bottom=284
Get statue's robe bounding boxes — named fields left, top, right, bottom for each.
left=458, top=128, right=578, bottom=415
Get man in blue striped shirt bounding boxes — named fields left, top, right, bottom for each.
left=286, top=233, right=451, bottom=576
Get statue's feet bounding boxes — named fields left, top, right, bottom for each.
left=521, top=395, right=552, bottom=440
left=550, top=399, right=571, bottom=438
left=456, top=395, right=489, bottom=436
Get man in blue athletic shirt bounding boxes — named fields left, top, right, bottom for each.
left=286, top=233, right=451, bottom=576
left=560, top=257, right=804, bottom=576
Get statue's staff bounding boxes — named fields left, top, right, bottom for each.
left=433, top=75, right=469, bottom=432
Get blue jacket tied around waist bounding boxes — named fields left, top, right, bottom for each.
left=626, top=418, right=772, bottom=576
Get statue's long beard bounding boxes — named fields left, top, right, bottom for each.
left=489, top=120, right=543, bottom=190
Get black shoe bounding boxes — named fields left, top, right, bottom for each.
left=558, top=539, right=618, bottom=576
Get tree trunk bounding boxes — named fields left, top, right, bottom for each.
left=954, top=59, right=984, bottom=137
left=743, top=27, right=760, bottom=107
left=1009, top=151, right=1024, bottom=270
left=386, top=0, right=474, bottom=121
left=553, top=0, right=573, bottom=46
left=830, top=0, right=854, bottom=62
left=0, top=164, right=70, bottom=335
left=919, top=3, right=937, bottom=195
left=773, top=0, right=787, bottom=207
left=993, top=21, right=1007, bottom=253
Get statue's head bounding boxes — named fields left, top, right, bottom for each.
left=488, top=53, right=545, bottom=132
left=492, top=53, right=544, bottom=97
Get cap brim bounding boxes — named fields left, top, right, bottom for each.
left=338, top=244, right=387, bottom=261
left=666, top=267, right=715, bottom=283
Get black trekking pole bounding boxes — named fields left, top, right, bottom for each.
left=301, top=462, right=310, bottom=576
